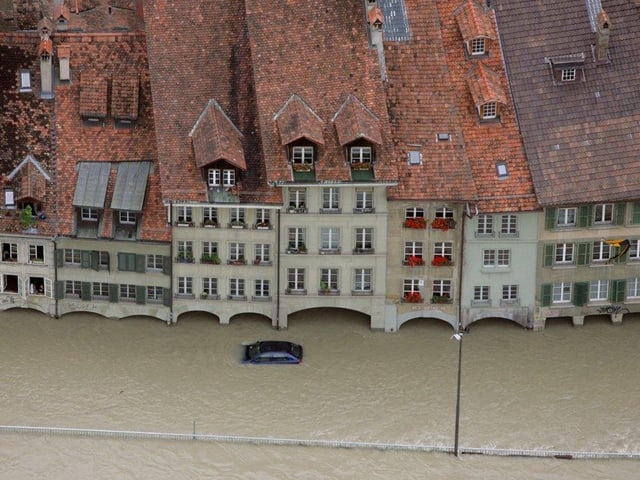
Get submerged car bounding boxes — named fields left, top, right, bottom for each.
left=243, top=341, right=303, bottom=364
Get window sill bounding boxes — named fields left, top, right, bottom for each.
left=353, top=208, right=375, bottom=214
left=320, top=208, right=341, bottom=214
left=227, top=295, right=248, bottom=301
left=353, top=248, right=375, bottom=255
left=319, top=249, right=340, bottom=255
left=351, top=290, right=373, bottom=296
left=252, top=296, right=272, bottom=302
left=286, top=289, right=307, bottom=295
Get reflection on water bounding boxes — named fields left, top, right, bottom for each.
left=1, top=309, right=639, bottom=479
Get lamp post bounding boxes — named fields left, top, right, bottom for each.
left=452, top=331, right=463, bottom=457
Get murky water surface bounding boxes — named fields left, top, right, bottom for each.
left=1, top=309, right=639, bottom=479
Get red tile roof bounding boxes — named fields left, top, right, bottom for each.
left=332, top=94, right=383, bottom=146
left=79, top=71, right=108, bottom=118
left=453, top=0, right=495, bottom=42
left=111, top=73, right=139, bottom=120
left=275, top=94, right=325, bottom=146
left=465, top=63, right=507, bottom=108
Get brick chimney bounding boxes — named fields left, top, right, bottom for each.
left=595, top=9, right=611, bottom=63
left=37, top=18, right=54, bottom=99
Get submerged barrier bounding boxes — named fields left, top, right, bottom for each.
left=1, top=424, right=639, bottom=460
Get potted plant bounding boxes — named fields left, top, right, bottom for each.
left=200, top=292, right=208, bottom=299
left=405, top=255, right=425, bottom=267
left=403, top=292, right=422, bottom=303
left=431, top=218, right=456, bottom=231
left=177, top=251, right=193, bottom=263
left=431, top=255, right=452, bottom=267
left=256, top=221, right=270, bottom=229
left=229, top=220, right=246, bottom=229
left=403, top=217, right=427, bottom=229
left=431, top=294, right=451, bottom=304
left=202, top=218, right=218, bottom=228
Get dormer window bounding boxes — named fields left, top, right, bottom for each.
left=470, top=38, right=485, bottom=55
left=208, top=168, right=236, bottom=187
left=81, top=207, right=98, bottom=222
left=350, top=146, right=372, bottom=164
left=292, top=146, right=314, bottom=165
left=561, top=68, right=576, bottom=82
left=481, top=102, right=497, bottom=120
left=545, top=53, right=585, bottom=85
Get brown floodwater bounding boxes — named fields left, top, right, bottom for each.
left=1, top=309, right=639, bottom=479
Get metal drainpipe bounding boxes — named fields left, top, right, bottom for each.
left=168, top=201, right=174, bottom=325
left=52, top=236, right=59, bottom=319
left=457, top=210, right=466, bottom=332
left=275, top=208, right=281, bottom=329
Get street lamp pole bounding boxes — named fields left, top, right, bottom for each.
left=453, top=331, right=463, bottom=457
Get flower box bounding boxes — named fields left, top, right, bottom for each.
left=404, top=255, right=425, bottom=267
left=431, top=255, right=452, bottom=267
left=228, top=259, right=247, bottom=265
left=403, top=292, right=423, bottom=303
left=255, top=222, right=271, bottom=230
left=431, top=218, right=456, bottom=231
left=292, top=163, right=313, bottom=172
left=431, top=295, right=452, bottom=304
left=403, top=217, right=427, bottom=229
left=200, top=254, right=221, bottom=265
left=229, top=222, right=247, bottom=229
left=202, top=220, right=219, bottom=228
left=351, top=162, right=372, bottom=170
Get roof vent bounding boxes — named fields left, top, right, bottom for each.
left=408, top=151, right=422, bottom=165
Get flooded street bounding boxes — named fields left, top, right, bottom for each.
left=1, top=309, right=639, bottom=479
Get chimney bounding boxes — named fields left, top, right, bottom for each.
left=595, top=9, right=611, bottom=62
left=37, top=18, right=54, bottom=99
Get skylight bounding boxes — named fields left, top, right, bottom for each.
left=379, top=0, right=411, bottom=42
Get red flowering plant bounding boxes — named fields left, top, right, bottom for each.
left=403, top=217, right=427, bottom=229
left=404, top=255, right=425, bottom=267
left=403, top=291, right=422, bottom=303
left=431, top=255, right=452, bottom=267
left=431, top=217, right=456, bottom=231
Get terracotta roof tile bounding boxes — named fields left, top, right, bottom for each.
left=465, top=63, right=507, bottom=108
left=453, top=0, right=495, bottom=42
left=332, top=94, right=383, bottom=146
left=190, top=99, right=247, bottom=171
left=111, top=72, right=139, bottom=120
left=79, top=71, right=108, bottom=118
left=274, top=94, right=325, bottom=146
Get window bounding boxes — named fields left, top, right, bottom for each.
left=177, top=241, right=193, bottom=261
left=65, top=280, right=81, bottom=297
left=320, top=268, right=339, bottom=291
left=147, top=254, right=164, bottom=271
left=2, top=242, right=18, bottom=262
left=481, top=102, right=497, bottom=120
left=255, top=208, right=270, bottom=226
left=403, top=279, right=421, bottom=296
left=483, top=249, right=510, bottom=267
left=592, top=241, right=611, bottom=263
left=64, top=249, right=81, bottom=265
left=552, top=282, right=572, bottom=304
left=287, top=268, right=305, bottom=292
left=594, top=203, right=614, bottom=224
left=433, top=242, right=453, bottom=261
left=555, top=243, right=574, bottom=264
left=496, top=162, right=508, bottom=178
left=120, top=284, right=136, bottom=302
left=203, top=207, right=218, bottom=224
left=147, top=286, right=163, bottom=303
left=292, top=146, right=314, bottom=164
left=435, top=207, right=454, bottom=219
left=229, top=278, right=245, bottom=297
left=229, top=243, right=245, bottom=261
left=405, top=207, right=425, bottom=220
left=203, top=278, right=218, bottom=296
left=118, top=211, right=136, bottom=224
left=476, top=214, right=493, bottom=236
left=557, top=208, right=576, bottom=227
left=202, top=241, right=218, bottom=257
left=353, top=268, right=372, bottom=293
left=4, top=188, right=15, bottom=207
left=288, top=228, right=306, bottom=251
left=404, top=241, right=424, bottom=262
left=628, top=277, right=640, bottom=299
left=81, top=208, right=98, bottom=221
left=288, top=188, right=307, bottom=210
left=350, top=146, right=372, bottom=164
left=254, top=279, right=270, bottom=298
left=230, top=207, right=245, bottom=225
left=19, top=70, right=32, bottom=92
left=473, top=286, right=490, bottom=302
left=29, top=245, right=44, bottom=262
left=629, top=240, right=640, bottom=262
left=432, top=280, right=452, bottom=299
left=208, top=169, right=220, bottom=186
left=500, top=215, right=517, bottom=236
left=255, top=244, right=271, bottom=263
left=470, top=38, right=485, bottom=55
left=320, top=227, right=340, bottom=252
left=207, top=169, right=236, bottom=187
left=561, top=68, right=576, bottom=82
left=354, top=228, right=373, bottom=252
left=502, top=284, right=518, bottom=301
left=322, top=187, right=340, bottom=211
left=177, top=277, right=193, bottom=295
left=93, top=282, right=109, bottom=298
left=589, top=280, right=609, bottom=302
left=355, top=189, right=374, bottom=212
left=223, top=169, right=235, bottom=186
left=176, top=206, right=192, bottom=224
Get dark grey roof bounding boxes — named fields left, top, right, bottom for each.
left=495, top=0, right=640, bottom=205
left=380, top=0, right=411, bottom=42
left=72, top=162, right=111, bottom=209
left=110, top=162, right=152, bottom=212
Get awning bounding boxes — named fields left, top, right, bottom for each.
left=110, top=162, right=152, bottom=212
left=72, top=162, right=111, bottom=209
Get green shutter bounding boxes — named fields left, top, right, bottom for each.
left=135, top=254, right=146, bottom=273
left=55, top=249, right=64, bottom=268
left=611, top=279, right=626, bottom=303
left=543, top=244, right=554, bottom=267
left=632, top=203, right=640, bottom=224
left=573, top=282, right=588, bottom=306
left=576, top=242, right=590, bottom=265
left=109, top=283, right=119, bottom=303
left=90, top=250, right=100, bottom=271
left=162, top=287, right=172, bottom=307
left=118, top=253, right=136, bottom=271
left=544, top=208, right=557, bottom=230
left=80, top=250, right=91, bottom=269
left=162, top=256, right=172, bottom=276
left=55, top=280, right=65, bottom=300
left=117, top=252, right=126, bottom=271
left=81, top=282, right=91, bottom=300
left=541, top=284, right=552, bottom=306
left=577, top=205, right=592, bottom=228
left=614, top=203, right=626, bottom=225
left=136, top=285, right=146, bottom=304
left=104, top=252, right=110, bottom=272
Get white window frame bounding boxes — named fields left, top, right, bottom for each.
left=355, top=189, right=374, bottom=211
left=229, top=278, right=245, bottom=297
left=292, top=146, right=314, bottom=164
left=473, top=286, right=490, bottom=301
left=202, top=241, right=218, bottom=257
left=288, top=188, right=307, bottom=209
left=476, top=214, right=493, bottom=235
left=561, top=68, right=576, bottom=82
left=320, top=227, right=340, bottom=251
left=433, top=242, right=453, bottom=260
left=405, top=207, right=425, bottom=220
left=627, top=277, right=640, bottom=299
left=552, top=282, right=572, bottom=304
left=481, top=102, right=497, bottom=120
left=177, top=277, right=193, bottom=295
left=500, top=214, right=517, bottom=235
left=65, top=280, right=81, bottom=297
left=557, top=207, right=576, bottom=227
left=403, top=279, right=421, bottom=296
left=353, top=268, right=372, bottom=292
left=81, top=207, right=98, bottom=221
left=432, top=280, right=452, bottom=298
left=555, top=243, right=574, bottom=264
left=19, top=69, right=32, bottom=92
left=229, top=243, right=245, bottom=261
left=119, top=284, right=136, bottom=302
left=147, top=254, right=164, bottom=271
left=354, top=227, right=373, bottom=250
left=93, top=282, right=109, bottom=298
left=594, top=203, right=614, bottom=224
left=628, top=240, right=640, bottom=261
left=502, top=284, right=519, bottom=301
left=320, top=268, right=339, bottom=291
left=203, top=277, right=218, bottom=296
left=255, top=243, right=271, bottom=263
left=147, top=286, right=163, bottom=303
left=322, top=187, right=340, bottom=210
left=470, top=37, right=485, bottom=55
left=350, top=146, right=372, bottom=164
left=592, top=241, right=611, bottom=263
left=118, top=211, right=136, bottom=225
left=223, top=169, right=235, bottom=186
left=589, top=280, right=609, bottom=302
left=254, top=279, right=270, bottom=298
left=177, top=241, right=193, bottom=259
left=287, top=268, right=305, bottom=292
left=177, top=206, right=192, bottom=223
left=208, top=169, right=221, bottom=186
left=288, top=228, right=306, bottom=250
left=404, top=241, right=423, bottom=259
left=29, top=244, right=44, bottom=262
left=203, top=207, right=218, bottom=223
left=64, top=248, right=81, bottom=265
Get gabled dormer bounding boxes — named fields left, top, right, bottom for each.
left=80, top=71, right=108, bottom=125
left=190, top=99, right=246, bottom=201
left=465, top=63, right=507, bottom=122
left=54, top=2, right=71, bottom=31
left=454, top=0, right=495, bottom=58
left=6, top=154, right=51, bottom=219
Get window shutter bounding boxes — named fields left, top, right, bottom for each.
left=117, top=252, right=126, bottom=271
left=611, top=279, right=626, bottom=303
left=90, top=250, right=100, bottom=271
left=577, top=205, right=592, bottom=228
left=135, top=285, right=146, bottom=304
left=544, top=208, right=557, bottom=230
left=104, top=252, right=110, bottom=272
left=80, top=250, right=91, bottom=269
left=573, top=282, right=588, bottom=306
left=55, top=249, right=64, bottom=268
left=543, top=244, right=554, bottom=267
left=55, top=280, right=65, bottom=300
left=109, top=283, right=119, bottom=303
left=162, top=287, right=172, bottom=306
left=163, top=256, right=172, bottom=275
left=135, top=254, right=146, bottom=273
left=81, top=281, right=91, bottom=300
left=614, top=203, right=626, bottom=225
left=632, top=203, right=640, bottom=224
left=540, top=284, right=552, bottom=306
left=576, top=242, right=590, bottom=265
